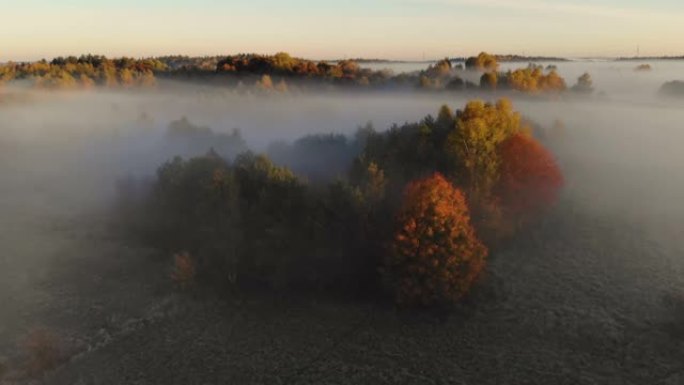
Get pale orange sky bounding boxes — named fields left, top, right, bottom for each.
left=2, top=0, right=683, bottom=61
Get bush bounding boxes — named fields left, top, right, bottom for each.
left=171, top=251, right=196, bottom=290
left=383, top=173, right=487, bottom=306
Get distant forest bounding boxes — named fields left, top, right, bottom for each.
left=0, top=52, right=594, bottom=96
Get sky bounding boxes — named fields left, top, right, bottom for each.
left=1, top=0, right=683, bottom=61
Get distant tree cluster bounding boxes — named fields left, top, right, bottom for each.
left=216, top=52, right=388, bottom=86
left=472, top=62, right=567, bottom=93
left=121, top=100, right=563, bottom=308
left=496, top=65, right=567, bottom=93
left=417, top=53, right=572, bottom=95
left=267, top=132, right=363, bottom=182
left=572, top=72, right=594, bottom=93
left=465, top=52, right=499, bottom=71
left=165, top=117, right=247, bottom=159
left=418, top=58, right=479, bottom=90
left=0, top=55, right=165, bottom=89
left=634, top=63, right=652, bottom=72
left=659, top=80, right=684, bottom=98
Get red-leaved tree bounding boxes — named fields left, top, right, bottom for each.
left=384, top=173, right=487, bottom=306
left=495, top=133, right=563, bottom=224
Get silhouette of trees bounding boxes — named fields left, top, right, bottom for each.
left=480, top=72, right=498, bottom=90
left=425, top=58, right=452, bottom=78
left=384, top=173, right=487, bottom=306
left=465, top=52, right=499, bottom=71
left=572, top=72, right=594, bottom=93
left=268, top=133, right=360, bottom=182
left=165, top=117, right=247, bottom=159
left=215, top=53, right=383, bottom=85
left=660, top=80, right=684, bottom=98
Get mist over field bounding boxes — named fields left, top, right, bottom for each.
left=1, top=59, right=684, bottom=383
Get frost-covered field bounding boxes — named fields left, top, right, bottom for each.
left=1, top=61, right=684, bottom=383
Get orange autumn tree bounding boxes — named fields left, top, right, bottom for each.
left=495, top=133, right=564, bottom=224
left=384, top=173, right=487, bottom=306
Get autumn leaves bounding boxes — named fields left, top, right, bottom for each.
left=385, top=174, right=487, bottom=306
left=383, top=99, right=563, bottom=306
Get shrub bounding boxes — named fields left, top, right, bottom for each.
left=383, top=173, right=487, bottom=306
left=171, top=251, right=196, bottom=290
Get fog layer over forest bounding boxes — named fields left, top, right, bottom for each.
left=1, top=60, right=683, bottom=383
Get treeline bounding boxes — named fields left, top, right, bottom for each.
left=119, top=99, right=563, bottom=307
left=216, top=52, right=391, bottom=85
left=0, top=51, right=593, bottom=96
left=0, top=55, right=164, bottom=89
left=421, top=53, right=594, bottom=94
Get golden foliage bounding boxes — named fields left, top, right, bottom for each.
left=505, top=67, right=567, bottom=93
left=446, top=98, right=526, bottom=201
left=384, top=173, right=487, bottom=306
left=466, top=52, right=499, bottom=71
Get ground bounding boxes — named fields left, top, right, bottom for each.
left=1, top=196, right=682, bottom=384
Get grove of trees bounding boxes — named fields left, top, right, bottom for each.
left=0, top=55, right=163, bottom=89
left=119, top=99, right=564, bottom=308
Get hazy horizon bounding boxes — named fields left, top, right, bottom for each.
left=4, top=0, right=684, bottom=62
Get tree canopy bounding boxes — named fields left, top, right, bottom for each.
left=384, top=173, right=487, bottom=306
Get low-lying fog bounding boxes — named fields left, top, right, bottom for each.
left=1, top=60, right=683, bottom=381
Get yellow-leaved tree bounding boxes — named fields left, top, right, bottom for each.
left=446, top=98, right=526, bottom=201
